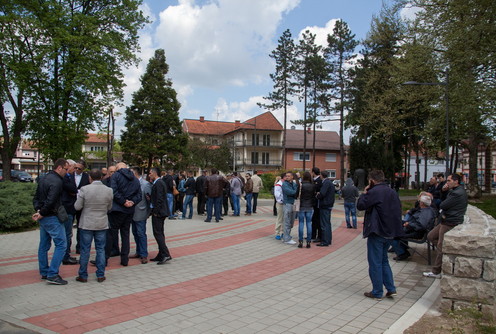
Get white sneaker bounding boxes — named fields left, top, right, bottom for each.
left=422, top=272, right=442, bottom=279
left=284, top=240, right=297, bottom=245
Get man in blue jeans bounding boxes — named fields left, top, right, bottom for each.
left=181, top=171, right=196, bottom=219
left=357, top=170, right=404, bottom=301
left=205, top=168, right=227, bottom=223
left=74, top=169, right=113, bottom=282
left=33, top=158, right=70, bottom=285
left=341, top=176, right=359, bottom=229
left=131, top=167, right=152, bottom=264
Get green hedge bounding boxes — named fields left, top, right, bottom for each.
left=0, top=182, right=38, bottom=232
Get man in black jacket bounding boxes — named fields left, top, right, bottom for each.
left=311, top=167, right=323, bottom=242
left=316, top=171, right=335, bottom=247
left=181, top=171, right=196, bottom=219
left=73, top=160, right=90, bottom=255
left=33, top=158, right=69, bottom=285
left=196, top=170, right=207, bottom=215
left=149, top=167, right=172, bottom=265
left=106, top=162, right=141, bottom=266
left=60, top=159, right=78, bottom=265
left=424, top=173, right=467, bottom=278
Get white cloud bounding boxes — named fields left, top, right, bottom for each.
left=400, top=4, right=422, bottom=22
left=298, top=19, right=339, bottom=47
left=154, top=0, right=300, bottom=88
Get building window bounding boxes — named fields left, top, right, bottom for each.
left=90, top=146, right=104, bottom=152
left=293, top=152, right=310, bottom=161
left=251, top=134, right=259, bottom=146
left=327, top=170, right=336, bottom=178
left=325, top=153, right=337, bottom=162
left=262, top=134, right=270, bottom=146
left=251, top=152, right=259, bottom=164
left=262, top=152, right=270, bottom=165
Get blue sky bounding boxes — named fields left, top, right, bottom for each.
left=118, top=0, right=394, bottom=142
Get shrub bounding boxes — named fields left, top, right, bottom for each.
left=0, top=181, right=38, bottom=232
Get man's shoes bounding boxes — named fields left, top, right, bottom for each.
left=215, top=220, right=220, bottom=223
left=97, top=277, right=106, bottom=283
left=346, top=225, right=352, bottom=229
left=90, top=260, right=96, bottom=266
left=204, top=219, right=211, bottom=223
left=47, top=275, right=68, bottom=285
left=75, top=276, right=88, bottom=283
left=386, top=291, right=397, bottom=298
left=364, top=292, right=382, bottom=301
left=63, top=257, right=78, bottom=265
left=312, top=239, right=321, bottom=243
left=387, top=247, right=395, bottom=253
left=109, top=252, right=120, bottom=257
left=41, top=275, right=47, bottom=280
left=218, top=217, right=223, bottom=220
left=245, top=213, right=251, bottom=216
left=140, top=257, right=148, bottom=264
left=130, top=254, right=140, bottom=258
left=150, top=257, right=161, bottom=262
left=179, top=217, right=186, bottom=220
left=275, top=235, right=281, bottom=240
left=284, top=240, right=297, bottom=245
left=316, top=243, right=329, bottom=247
left=423, top=272, right=442, bottom=279
left=120, top=261, right=128, bottom=267
left=393, top=251, right=411, bottom=261
left=157, top=256, right=172, bottom=265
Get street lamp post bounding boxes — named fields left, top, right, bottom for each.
left=403, top=75, right=450, bottom=175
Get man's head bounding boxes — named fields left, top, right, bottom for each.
left=131, top=166, right=141, bottom=179
left=285, top=172, right=293, bottom=182
left=246, top=173, right=251, bottom=179
left=101, top=167, right=107, bottom=176
left=253, top=170, right=258, bottom=175
left=321, top=170, right=329, bottom=179
left=116, top=162, right=127, bottom=171
left=368, top=170, right=385, bottom=185
left=89, top=168, right=102, bottom=182
left=429, top=177, right=437, bottom=185
left=419, top=195, right=432, bottom=208
left=211, top=168, right=218, bottom=175
left=187, top=170, right=193, bottom=177
left=446, top=173, right=462, bottom=189
left=311, top=167, right=320, bottom=177
left=232, top=171, right=238, bottom=177
left=437, top=173, right=445, bottom=182
left=149, top=167, right=161, bottom=181
left=53, top=158, right=69, bottom=177
left=107, top=166, right=116, bottom=178
left=74, top=162, right=84, bottom=175
left=66, top=159, right=76, bottom=174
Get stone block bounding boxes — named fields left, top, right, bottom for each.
left=443, top=233, right=495, bottom=258
left=442, top=255, right=454, bottom=275
left=454, top=257, right=483, bottom=278
left=441, top=276, right=495, bottom=303
left=483, top=260, right=496, bottom=281
left=453, top=300, right=477, bottom=311
left=481, top=304, right=496, bottom=319
left=440, top=298, right=453, bottom=312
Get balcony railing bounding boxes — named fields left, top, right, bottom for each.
left=233, top=140, right=283, bottom=148
left=234, top=159, right=282, bottom=168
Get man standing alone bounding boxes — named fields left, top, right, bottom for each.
left=251, top=171, right=263, bottom=214
left=149, top=167, right=172, bottom=265
left=357, top=170, right=403, bottom=300
left=341, top=176, right=359, bottom=229
left=74, top=169, right=113, bottom=283
left=33, top=158, right=69, bottom=285
left=316, top=171, right=335, bottom=246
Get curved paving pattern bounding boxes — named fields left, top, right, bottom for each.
left=0, top=199, right=436, bottom=333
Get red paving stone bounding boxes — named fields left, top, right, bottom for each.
left=25, top=225, right=360, bottom=334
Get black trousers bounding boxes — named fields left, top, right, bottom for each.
left=106, top=211, right=131, bottom=264
left=311, top=207, right=321, bottom=240
left=152, top=215, right=171, bottom=260
left=252, top=193, right=259, bottom=213
left=197, top=193, right=206, bottom=214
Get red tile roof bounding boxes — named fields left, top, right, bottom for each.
left=285, top=129, right=341, bottom=150
left=183, top=112, right=283, bottom=136
left=85, top=133, right=109, bottom=143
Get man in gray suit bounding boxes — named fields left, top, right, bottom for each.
left=130, top=167, right=152, bottom=264
left=74, top=169, right=113, bottom=283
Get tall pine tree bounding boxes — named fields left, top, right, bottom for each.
left=121, top=49, right=187, bottom=169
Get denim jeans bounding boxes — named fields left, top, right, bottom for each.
left=38, top=216, right=67, bottom=278
left=344, top=202, right=357, bottom=228
left=282, top=203, right=294, bottom=242
left=62, top=214, right=74, bottom=260
left=231, top=194, right=240, bottom=216
left=320, top=208, right=332, bottom=245
left=245, top=193, right=253, bottom=214
left=132, top=220, right=148, bottom=258
left=182, top=194, right=194, bottom=218
left=166, top=193, right=176, bottom=218
left=79, top=229, right=106, bottom=279
left=207, top=196, right=223, bottom=221
left=298, top=209, right=313, bottom=241
left=367, top=233, right=396, bottom=297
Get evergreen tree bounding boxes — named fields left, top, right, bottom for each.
left=121, top=49, right=187, bottom=169
left=259, top=29, right=297, bottom=168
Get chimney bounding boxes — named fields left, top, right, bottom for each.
left=199, top=116, right=205, bottom=122
left=235, top=120, right=241, bottom=128
left=307, top=127, right=311, bottom=134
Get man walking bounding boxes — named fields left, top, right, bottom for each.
left=74, top=169, right=113, bottom=283
left=251, top=171, right=263, bottom=214
left=205, top=168, right=227, bottom=222
left=149, top=167, right=172, bottom=265
left=423, top=173, right=467, bottom=278
left=33, top=158, right=69, bottom=285
left=316, top=171, right=335, bottom=246
left=131, top=167, right=152, bottom=264
left=107, top=162, right=141, bottom=267
left=357, top=170, right=404, bottom=300
left=282, top=172, right=298, bottom=245
left=341, top=176, right=359, bottom=229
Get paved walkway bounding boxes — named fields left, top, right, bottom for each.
left=0, top=199, right=438, bottom=334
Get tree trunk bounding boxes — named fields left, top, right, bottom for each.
left=466, top=138, right=481, bottom=198
left=484, top=142, right=492, bottom=193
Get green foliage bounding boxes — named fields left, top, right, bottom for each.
left=121, top=49, right=187, bottom=169
left=186, top=138, right=233, bottom=172
left=0, top=182, right=37, bottom=232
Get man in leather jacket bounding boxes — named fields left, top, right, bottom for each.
left=204, top=168, right=227, bottom=223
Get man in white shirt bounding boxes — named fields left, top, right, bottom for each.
left=273, top=173, right=285, bottom=240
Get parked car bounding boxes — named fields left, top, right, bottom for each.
left=11, top=170, right=34, bottom=182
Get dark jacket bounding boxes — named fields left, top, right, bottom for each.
left=162, top=174, right=174, bottom=194
left=407, top=206, right=437, bottom=232
left=317, top=178, right=335, bottom=210
left=151, top=178, right=169, bottom=217
left=245, top=178, right=253, bottom=194
left=195, top=175, right=206, bottom=194
left=299, top=181, right=316, bottom=210
left=184, top=177, right=196, bottom=196
left=357, top=182, right=403, bottom=239
left=205, top=174, right=226, bottom=198
left=61, top=173, right=78, bottom=215
left=110, top=168, right=142, bottom=214
left=439, top=185, right=468, bottom=225
left=313, top=176, right=323, bottom=208
left=436, top=181, right=448, bottom=201
left=341, top=178, right=359, bottom=203
left=33, top=171, right=64, bottom=217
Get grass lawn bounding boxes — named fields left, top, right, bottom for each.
left=470, top=194, right=496, bottom=219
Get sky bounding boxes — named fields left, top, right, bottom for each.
left=118, top=0, right=395, bottom=143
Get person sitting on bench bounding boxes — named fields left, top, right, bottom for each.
left=391, top=194, right=437, bottom=261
